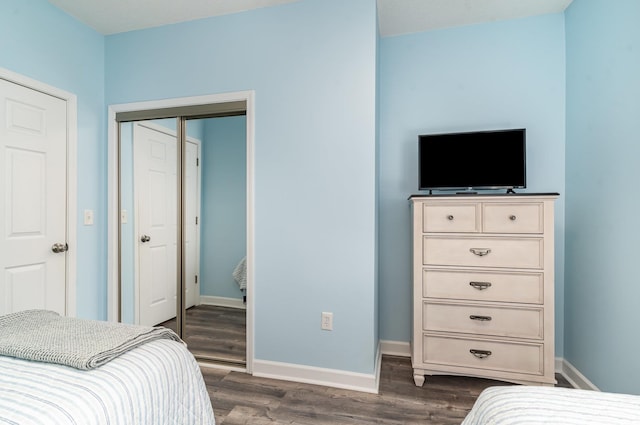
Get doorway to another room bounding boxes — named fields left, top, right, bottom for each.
left=0, top=69, right=77, bottom=318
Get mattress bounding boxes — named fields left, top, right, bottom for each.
left=0, top=338, right=215, bottom=425
left=462, top=386, right=640, bottom=425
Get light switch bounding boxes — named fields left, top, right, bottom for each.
left=84, top=209, right=94, bottom=225
left=121, top=209, right=128, bottom=224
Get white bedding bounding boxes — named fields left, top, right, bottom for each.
left=462, top=386, right=640, bottom=425
left=0, top=339, right=215, bottom=425
left=0, top=309, right=182, bottom=370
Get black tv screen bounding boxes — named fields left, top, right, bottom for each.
left=418, top=129, right=526, bottom=191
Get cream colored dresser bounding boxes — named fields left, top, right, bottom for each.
left=409, top=194, right=558, bottom=387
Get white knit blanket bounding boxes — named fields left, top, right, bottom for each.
left=0, top=310, right=182, bottom=370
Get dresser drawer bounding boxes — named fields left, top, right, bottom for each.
left=423, top=302, right=543, bottom=339
left=483, top=203, right=543, bottom=234
left=423, top=270, right=543, bottom=304
left=423, top=204, right=479, bottom=233
left=422, top=335, right=543, bottom=375
left=423, top=236, right=543, bottom=269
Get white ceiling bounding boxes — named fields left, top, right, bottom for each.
left=378, top=0, right=573, bottom=37
left=45, top=0, right=573, bottom=37
left=45, top=0, right=299, bottom=35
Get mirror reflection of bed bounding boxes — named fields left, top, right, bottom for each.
left=119, top=111, right=248, bottom=367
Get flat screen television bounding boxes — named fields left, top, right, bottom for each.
left=418, top=128, right=526, bottom=192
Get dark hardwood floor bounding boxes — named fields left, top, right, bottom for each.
left=159, top=304, right=246, bottom=364
left=202, top=355, right=572, bottom=424
left=161, top=306, right=573, bottom=423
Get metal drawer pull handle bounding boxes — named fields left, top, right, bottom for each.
left=140, top=235, right=151, bottom=243
left=469, top=248, right=491, bottom=256
left=447, top=215, right=454, bottom=221
left=470, top=315, right=492, bottom=321
left=469, top=281, right=492, bottom=290
left=51, top=243, right=68, bottom=253
left=509, top=215, right=517, bottom=221
left=470, top=349, right=492, bottom=359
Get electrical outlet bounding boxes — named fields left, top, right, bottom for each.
left=321, top=312, right=333, bottom=331
left=84, top=209, right=94, bottom=225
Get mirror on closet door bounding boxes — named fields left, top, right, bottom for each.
left=182, top=116, right=247, bottom=365
left=118, top=112, right=247, bottom=366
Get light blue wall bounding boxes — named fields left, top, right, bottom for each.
left=378, top=15, right=567, bottom=355
left=13, top=0, right=622, bottom=388
left=106, top=0, right=378, bottom=374
left=200, top=116, right=247, bottom=300
left=157, top=118, right=205, bottom=140
left=0, top=0, right=106, bottom=319
left=565, top=0, right=640, bottom=394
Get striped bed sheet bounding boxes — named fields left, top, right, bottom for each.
left=462, top=386, right=640, bottom=425
left=0, top=339, right=215, bottom=425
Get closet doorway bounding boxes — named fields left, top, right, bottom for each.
left=108, top=92, right=254, bottom=371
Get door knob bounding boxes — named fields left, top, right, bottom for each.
left=51, top=243, right=68, bottom=253
left=140, top=235, right=151, bottom=243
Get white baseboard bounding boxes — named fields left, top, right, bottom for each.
left=556, top=357, right=600, bottom=391
left=197, top=360, right=247, bottom=373
left=253, top=358, right=379, bottom=394
left=251, top=341, right=598, bottom=393
left=380, top=340, right=411, bottom=357
left=555, top=357, right=563, bottom=374
left=199, top=295, right=246, bottom=310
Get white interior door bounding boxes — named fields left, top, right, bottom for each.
left=184, top=139, right=200, bottom=308
left=0, top=78, right=67, bottom=315
left=134, top=123, right=178, bottom=326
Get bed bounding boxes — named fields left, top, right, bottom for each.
left=462, top=386, right=640, bottom=425
left=0, top=310, right=215, bottom=425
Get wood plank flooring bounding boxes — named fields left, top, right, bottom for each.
left=202, top=356, right=572, bottom=424
left=161, top=306, right=573, bottom=423
left=159, top=304, right=246, bottom=364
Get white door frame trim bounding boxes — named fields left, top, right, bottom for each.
left=107, top=91, right=255, bottom=373
left=0, top=67, right=78, bottom=317
left=185, top=134, right=202, bottom=310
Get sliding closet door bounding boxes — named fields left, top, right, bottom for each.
left=182, top=117, right=247, bottom=364
left=117, top=105, right=248, bottom=367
